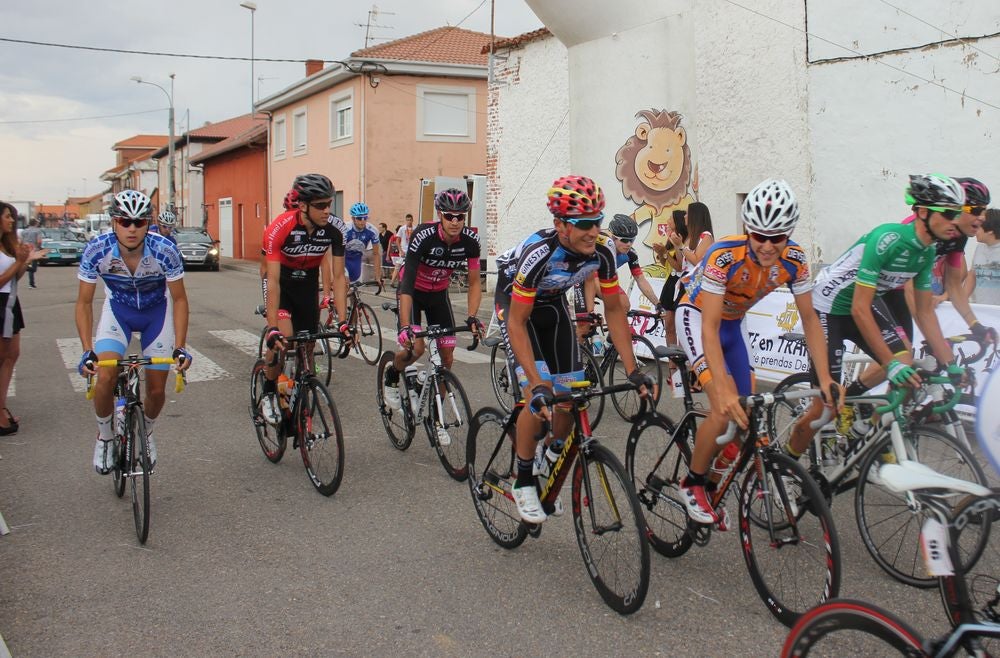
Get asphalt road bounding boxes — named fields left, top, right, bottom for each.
left=0, top=261, right=963, bottom=656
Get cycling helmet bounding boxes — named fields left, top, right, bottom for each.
left=608, top=214, right=638, bottom=240
left=954, top=177, right=991, bottom=207
left=741, top=179, right=799, bottom=235
left=904, top=174, right=964, bottom=209
left=547, top=175, right=605, bottom=217
left=349, top=202, right=370, bottom=218
left=282, top=188, right=299, bottom=211
left=434, top=188, right=472, bottom=213
left=157, top=209, right=177, bottom=226
left=292, top=173, right=335, bottom=203
left=110, top=190, right=152, bottom=219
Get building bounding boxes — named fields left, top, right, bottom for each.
left=99, top=135, right=169, bottom=204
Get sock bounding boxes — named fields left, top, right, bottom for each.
left=515, top=456, right=535, bottom=488
left=845, top=380, right=867, bottom=397
left=97, top=414, right=113, bottom=441
left=144, top=414, right=156, bottom=438
left=384, top=364, right=399, bottom=386
left=783, top=443, right=803, bottom=458
left=263, top=377, right=277, bottom=394
left=683, top=470, right=706, bottom=487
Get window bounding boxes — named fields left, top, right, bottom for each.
left=329, top=91, right=353, bottom=146
left=292, top=106, right=307, bottom=155
left=272, top=114, right=286, bottom=159
left=416, top=85, right=475, bottom=143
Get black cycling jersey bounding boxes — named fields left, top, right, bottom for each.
left=398, top=223, right=481, bottom=295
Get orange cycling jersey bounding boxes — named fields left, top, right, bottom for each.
left=680, top=235, right=812, bottom=320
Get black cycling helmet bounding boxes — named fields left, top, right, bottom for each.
left=955, top=177, right=991, bottom=207
left=434, top=188, right=472, bottom=213
left=293, top=173, right=335, bottom=203
left=608, top=214, right=639, bottom=240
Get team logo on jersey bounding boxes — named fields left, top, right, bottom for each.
left=876, top=232, right=899, bottom=255
left=715, top=251, right=734, bottom=268
left=430, top=247, right=445, bottom=256
left=784, top=247, right=806, bottom=264
left=776, top=302, right=799, bottom=333
left=293, top=233, right=302, bottom=243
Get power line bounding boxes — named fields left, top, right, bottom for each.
left=875, top=0, right=1000, bottom=65
left=0, top=107, right=166, bottom=125
left=499, top=109, right=569, bottom=222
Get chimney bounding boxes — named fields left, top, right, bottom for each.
left=305, top=59, right=323, bottom=77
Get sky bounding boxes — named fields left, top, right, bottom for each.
left=0, top=0, right=543, bottom=204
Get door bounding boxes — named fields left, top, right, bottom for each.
left=218, top=197, right=233, bottom=258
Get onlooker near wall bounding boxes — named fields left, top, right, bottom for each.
left=971, top=209, right=1000, bottom=306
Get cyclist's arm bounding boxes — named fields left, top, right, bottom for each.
left=633, top=272, right=660, bottom=307
left=319, top=249, right=334, bottom=304
left=603, top=284, right=637, bottom=373
left=265, top=260, right=282, bottom=328
left=944, top=259, right=978, bottom=329
left=850, top=284, right=901, bottom=366
left=466, top=264, right=482, bottom=319
left=699, top=290, right=747, bottom=426
left=75, top=280, right=97, bottom=352
left=330, top=254, right=348, bottom=321
left=167, top=278, right=189, bottom=353
left=912, top=288, right=954, bottom=365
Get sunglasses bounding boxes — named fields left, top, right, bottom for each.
left=922, top=206, right=961, bottom=220
left=615, top=237, right=634, bottom=244
left=749, top=232, right=789, bottom=244
left=309, top=200, right=333, bottom=211
left=964, top=205, right=987, bottom=216
left=113, top=217, right=149, bottom=229
left=441, top=213, right=466, bottom=222
left=563, top=213, right=604, bottom=231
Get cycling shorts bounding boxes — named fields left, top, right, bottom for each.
left=494, top=294, right=583, bottom=394
left=397, top=288, right=456, bottom=349
left=809, top=296, right=908, bottom=386
left=95, top=297, right=174, bottom=371
left=675, top=303, right=753, bottom=395
left=880, top=287, right=914, bottom=343
left=278, top=275, right=320, bottom=334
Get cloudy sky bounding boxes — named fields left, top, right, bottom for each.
left=0, top=0, right=542, bottom=203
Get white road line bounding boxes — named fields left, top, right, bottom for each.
left=57, top=338, right=89, bottom=392
left=209, top=329, right=260, bottom=357
left=181, top=345, right=228, bottom=383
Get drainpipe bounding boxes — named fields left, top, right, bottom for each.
left=360, top=77, right=366, bottom=207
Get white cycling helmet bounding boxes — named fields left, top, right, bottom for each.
left=741, top=179, right=799, bottom=236
left=111, top=190, right=152, bottom=220
left=157, top=209, right=177, bottom=226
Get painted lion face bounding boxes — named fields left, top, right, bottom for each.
left=634, top=125, right=687, bottom=193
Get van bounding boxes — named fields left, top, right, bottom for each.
left=81, top=214, right=111, bottom=239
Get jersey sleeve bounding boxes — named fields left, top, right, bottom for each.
left=697, top=243, right=734, bottom=296
left=626, top=249, right=642, bottom=277
left=856, top=227, right=893, bottom=289
left=154, top=237, right=185, bottom=281
left=464, top=229, right=482, bottom=269
left=329, top=225, right=346, bottom=259
left=77, top=237, right=104, bottom=283
left=511, top=241, right=550, bottom=305
left=594, top=236, right=620, bottom=294
left=783, top=244, right=813, bottom=295
left=398, top=226, right=431, bottom=295
left=263, top=217, right=289, bottom=262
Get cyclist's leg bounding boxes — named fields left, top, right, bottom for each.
left=855, top=290, right=912, bottom=390
left=391, top=287, right=427, bottom=372
left=92, top=300, right=132, bottom=472
left=789, top=311, right=844, bottom=454
left=425, top=290, right=456, bottom=370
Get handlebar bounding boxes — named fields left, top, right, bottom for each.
left=715, top=388, right=826, bottom=446
left=85, top=356, right=186, bottom=400
left=532, top=381, right=649, bottom=418
left=921, top=333, right=994, bottom=367
left=408, top=325, right=480, bottom=351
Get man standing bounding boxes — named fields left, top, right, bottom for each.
left=21, top=218, right=42, bottom=289
left=391, top=213, right=415, bottom=286
left=971, top=209, right=1000, bottom=306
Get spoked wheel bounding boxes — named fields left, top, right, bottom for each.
left=466, top=407, right=527, bottom=549
left=740, top=451, right=841, bottom=627
left=353, top=302, right=383, bottom=365
left=624, top=413, right=694, bottom=558
left=855, top=427, right=989, bottom=588
left=424, top=369, right=472, bottom=481
left=313, top=326, right=335, bottom=387
left=766, top=372, right=813, bottom=448
left=127, top=407, right=150, bottom=544
left=581, top=350, right=605, bottom=431
left=781, top=599, right=925, bottom=657
left=112, top=432, right=127, bottom=499
left=297, top=379, right=345, bottom=497
left=376, top=351, right=415, bottom=450
left=608, top=336, right=663, bottom=422
left=489, top=342, right=517, bottom=413
left=250, top=358, right=287, bottom=463
left=572, top=442, right=650, bottom=615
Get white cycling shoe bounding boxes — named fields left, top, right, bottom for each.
left=93, top=439, right=114, bottom=475
left=512, top=484, right=547, bottom=524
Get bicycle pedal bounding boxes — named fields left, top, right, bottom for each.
left=526, top=523, right=542, bottom=538
left=689, top=521, right=712, bottom=546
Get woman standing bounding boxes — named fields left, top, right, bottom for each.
left=668, top=202, right=714, bottom=293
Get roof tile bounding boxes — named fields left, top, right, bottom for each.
left=483, top=27, right=550, bottom=53
left=112, top=134, right=169, bottom=150
left=352, top=26, right=495, bottom=66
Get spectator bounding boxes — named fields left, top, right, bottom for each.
left=669, top=201, right=714, bottom=293
left=377, top=222, right=392, bottom=278
left=20, top=218, right=42, bottom=289
left=391, top=214, right=415, bottom=286
left=971, top=209, right=1000, bottom=306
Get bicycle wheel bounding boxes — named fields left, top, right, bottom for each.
left=376, top=351, right=414, bottom=450
left=766, top=372, right=813, bottom=448
left=781, top=599, right=925, bottom=657
left=249, top=358, right=287, bottom=463
left=740, top=451, right=841, bottom=627
left=624, top=412, right=694, bottom=558
left=313, top=326, right=334, bottom=387
left=127, top=406, right=150, bottom=544
left=489, top=342, right=517, bottom=413
left=112, top=432, right=127, bottom=498
left=855, top=427, right=989, bottom=588
left=353, top=302, right=382, bottom=365
left=608, top=336, right=662, bottom=422
left=581, top=350, right=605, bottom=431
left=297, top=379, right=345, bottom=497
left=257, top=325, right=267, bottom=359
left=424, top=369, right=472, bottom=481
left=572, top=442, right=651, bottom=615
left=466, top=407, right=527, bottom=549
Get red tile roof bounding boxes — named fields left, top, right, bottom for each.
left=113, top=134, right=169, bottom=150
left=352, top=26, right=495, bottom=66
left=188, top=113, right=265, bottom=140
left=190, top=123, right=268, bottom=164
left=483, top=27, right=550, bottom=53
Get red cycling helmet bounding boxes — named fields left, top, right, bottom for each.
left=283, top=188, right=300, bottom=211
left=546, top=175, right=605, bottom=217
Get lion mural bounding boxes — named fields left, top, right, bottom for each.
left=615, top=109, right=697, bottom=247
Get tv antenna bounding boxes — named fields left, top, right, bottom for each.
left=356, top=4, right=395, bottom=48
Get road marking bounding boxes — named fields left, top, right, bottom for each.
left=209, top=329, right=260, bottom=357
left=58, top=338, right=228, bottom=389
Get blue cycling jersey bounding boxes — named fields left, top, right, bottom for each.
left=78, top=232, right=184, bottom=310
left=343, top=223, right=379, bottom=281
left=148, top=224, right=178, bottom=246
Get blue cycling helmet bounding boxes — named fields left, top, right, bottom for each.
left=349, top=202, right=369, bottom=218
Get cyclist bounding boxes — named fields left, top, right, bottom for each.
left=260, top=189, right=301, bottom=307
left=676, top=179, right=840, bottom=525
left=149, top=208, right=178, bottom=246
left=788, top=173, right=968, bottom=458
left=344, top=202, right=382, bottom=285
left=259, top=174, right=351, bottom=424
left=75, top=190, right=192, bottom=474
left=495, top=175, right=654, bottom=524
left=382, top=189, right=484, bottom=446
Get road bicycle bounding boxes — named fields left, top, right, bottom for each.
left=466, top=380, right=651, bottom=615
left=782, top=462, right=1000, bottom=657
left=249, top=327, right=349, bottom=496
left=625, top=344, right=841, bottom=627
left=376, top=302, right=477, bottom=481
left=86, top=355, right=185, bottom=544
left=322, top=280, right=384, bottom=367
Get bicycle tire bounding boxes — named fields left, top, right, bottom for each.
left=740, top=450, right=842, bottom=627
left=624, top=412, right=694, bottom=558
left=855, top=426, right=989, bottom=588
left=313, top=328, right=334, bottom=387
left=353, top=302, right=382, bottom=365
left=572, top=441, right=650, bottom=615
left=297, top=379, right=345, bottom=496
left=466, top=407, right=527, bottom=549
left=257, top=324, right=267, bottom=359
left=581, top=350, right=605, bottom=432
left=766, top=372, right=813, bottom=448
left=376, top=351, right=415, bottom=450
left=781, top=598, right=925, bottom=657
left=249, top=358, right=287, bottom=463
left=424, top=369, right=471, bottom=481
left=128, top=406, right=151, bottom=544
left=112, top=429, right=127, bottom=498
left=608, top=336, right=662, bottom=422
left=489, top=342, right=517, bottom=413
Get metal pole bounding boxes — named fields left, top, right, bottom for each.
left=168, top=73, right=176, bottom=209
left=240, top=2, right=257, bottom=115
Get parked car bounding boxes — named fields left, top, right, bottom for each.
left=39, top=228, right=85, bottom=265
left=175, top=229, right=220, bottom=271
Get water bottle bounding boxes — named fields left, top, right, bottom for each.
left=113, top=397, right=126, bottom=435
left=592, top=336, right=605, bottom=357
left=416, top=369, right=428, bottom=387
left=534, top=438, right=564, bottom=478
left=819, top=426, right=839, bottom=466
left=708, top=442, right=739, bottom=484
left=404, top=365, right=420, bottom=415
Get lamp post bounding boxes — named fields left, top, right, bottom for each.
left=240, top=1, right=257, bottom=115
left=131, top=74, right=176, bottom=209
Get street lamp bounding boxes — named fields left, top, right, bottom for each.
left=240, top=1, right=257, bottom=115
left=131, top=74, right=176, bottom=209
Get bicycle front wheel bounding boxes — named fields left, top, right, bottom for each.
left=250, top=358, right=287, bottom=463
left=466, top=407, right=527, bottom=549
left=855, top=426, right=989, bottom=588
left=353, top=302, right=382, bottom=365
left=313, top=326, right=334, bottom=387
left=581, top=350, right=605, bottom=431
left=376, top=351, right=415, bottom=450
left=781, top=599, right=925, bottom=657
left=489, top=342, right=517, bottom=413
left=608, top=336, right=662, bottom=422
left=740, top=451, right=841, bottom=627
left=425, top=369, right=472, bottom=481
left=127, top=406, right=150, bottom=544
left=297, top=379, right=345, bottom=497
left=767, top=372, right=813, bottom=448
left=572, top=442, right=650, bottom=615
left=112, top=433, right=127, bottom=498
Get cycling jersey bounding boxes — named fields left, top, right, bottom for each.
left=680, top=235, right=812, bottom=320
left=343, top=222, right=379, bottom=282
left=263, top=210, right=346, bottom=280
left=399, top=223, right=481, bottom=295
left=148, top=224, right=178, bottom=246
left=813, top=222, right=935, bottom=315
left=78, top=232, right=184, bottom=310
left=616, top=247, right=643, bottom=277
